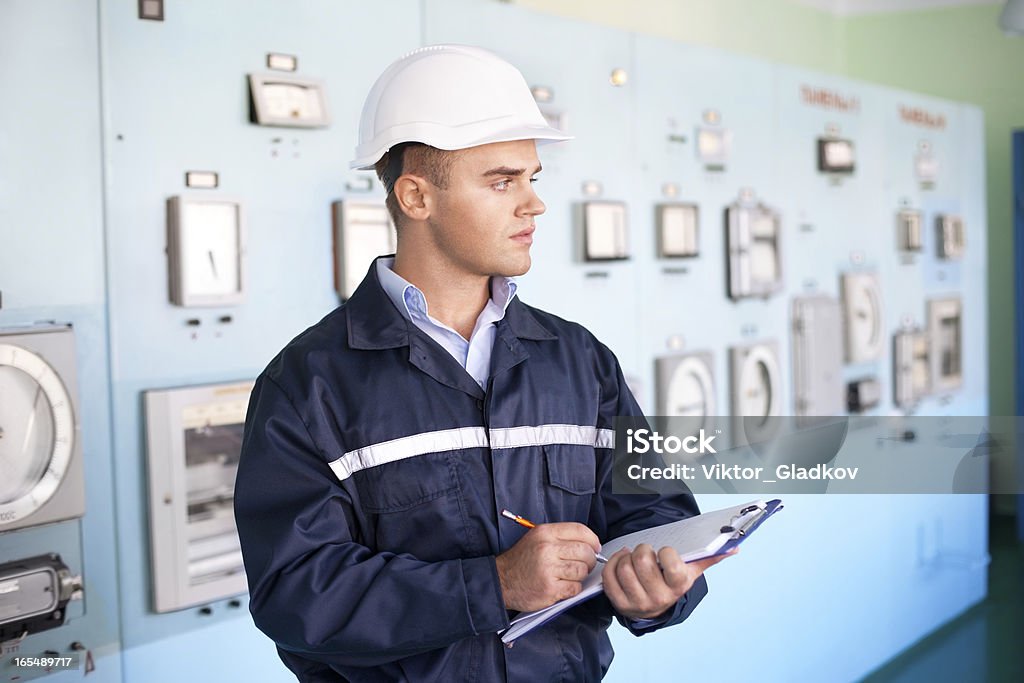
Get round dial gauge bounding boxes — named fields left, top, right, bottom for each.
left=843, top=274, right=884, bottom=362
left=0, top=343, right=75, bottom=523
left=667, top=357, right=715, bottom=417
left=738, top=347, right=780, bottom=424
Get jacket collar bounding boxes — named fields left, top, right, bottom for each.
left=346, top=255, right=557, bottom=351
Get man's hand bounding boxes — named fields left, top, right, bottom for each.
left=602, top=544, right=735, bottom=620
left=495, top=523, right=602, bottom=612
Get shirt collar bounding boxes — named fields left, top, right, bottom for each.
left=347, top=256, right=555, bottom=350
left=376, top=256, right=518, bottom=322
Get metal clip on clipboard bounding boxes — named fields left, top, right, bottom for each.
left=716, top=499, right=784, bottom=553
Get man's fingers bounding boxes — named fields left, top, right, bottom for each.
left=544, top=522, right=602, bottom=553
left=555, top=540, right=599, bottom=569
left=630, top=545, right=676, bottom=607
left=612, top=549, right=649, bottom=606
left=687, top=548, right=737, bottom=574
left=556, top=559, right=591, bottom=581
left=601, top=549, right=629, bottom=606
left=657, top=547, right=693, bottom=593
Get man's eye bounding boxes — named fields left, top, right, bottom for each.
left=494, top=179, right=511, bottom=191
left=529, top=177, right=538, bottom=183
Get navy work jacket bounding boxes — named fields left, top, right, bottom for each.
left=234, top=257, right=707, bottom=682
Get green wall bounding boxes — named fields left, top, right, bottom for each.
left=522, top=0, right=1023, bottom=427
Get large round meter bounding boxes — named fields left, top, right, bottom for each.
left=0, top=343, right=76, bottom=523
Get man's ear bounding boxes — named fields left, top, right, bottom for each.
left=393, top=175, right=433, bottom=223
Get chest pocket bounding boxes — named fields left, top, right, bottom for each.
left=355, top=451, right=458, bottom=512
left=353, top=451, right=474, bottom=561
left=542, top=444, right=597, bottom=524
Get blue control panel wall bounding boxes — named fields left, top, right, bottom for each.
left=1, top=1, right=989, bottom=681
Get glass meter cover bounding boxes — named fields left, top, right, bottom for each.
left=248, top=73, right=330, bottom=128
left=725, top=198, right=782, bottom=300
left=655, top=352, right=716, bottom=420
left=167, top=196, right=247, bottom=307
left=0, top=325, right=85, bottom=532
left=897, top=210, right=923, bottom=252
left=840, top=272, right=885, bottom=363
left=145, top=380, right=254, bottom=612
left=582, top=201, right=630, bottom=261
left=927, top=297, right=963, bottom=392
left=695, top=126, right=730, bottom=167
left=657, top=203, right=699, bottom=258
left=332, top=201, right=397, bottom=300
left=936, top=214, right=965, bottom=259
left=817, top=138, right=855, bottom=174
left=729, top=341, right=782, bottom=445
left=893, top=329, right=931, bottom=408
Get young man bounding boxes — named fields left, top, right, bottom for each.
left=235, top=45, right=727, bottom=682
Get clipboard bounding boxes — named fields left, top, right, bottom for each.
left=500, top=499, right=784, bottom=643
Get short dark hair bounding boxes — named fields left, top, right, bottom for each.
left=374, top=143, right=461, bottom=229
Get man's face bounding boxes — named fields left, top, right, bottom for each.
left=427, top=139, right=546, bottom=278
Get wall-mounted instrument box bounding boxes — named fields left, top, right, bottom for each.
left=144, top=380, right=254, bottom=612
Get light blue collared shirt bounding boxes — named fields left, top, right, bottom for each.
left=376, top=257, right=518, bottom=389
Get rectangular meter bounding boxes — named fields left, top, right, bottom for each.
left=332, top=200, right=397, bottom=300
left=582, top=201, right=630, bottom=261
left=167, top=196, right=246, bottom=307
left=725, top=201, right=782, bottom=299
left=695, top=126, right=730, bottom=167
left=817, top=138, right=855, bottom=174
left=936, top=214, right=965, bottom=259
left=928, top=297, right=963, bottom=392
left=657, top=203, right=699, bottom=258
left=145, top=381, right=254, bottom=612
left=249, top=73, right=330, bottom=128
left=893, top=329, right=931, bottom=408
left=791, top=296, right=843, bottom=417
left=897, top=210, right=923, bottom=252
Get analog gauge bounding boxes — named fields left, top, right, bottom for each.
left=248, top=74, right=330, bottom=128
left=695, top=126, right=730, bottom=167
left=893, top=329, right=931, bottom=407
left=927, top=297, right=963, bottom=392
left=332, top=201, right=397, bottom=300
left=660, top=355, right=715, bottom=417
left=730, top=343, right=781, bottom=424
left=841, top=272, right=884, bottom=362
left=167, top=196, right=247, bottom=307
left=936, top=215, right=965, bottom=259
left=897, top=210, right=923, bottom=252
left=726, top=199, right=782, bottom=300
left=0, top=343, right=75, bottom=524
left=262, top=81, right=323, bottom=122
left=657, top=203, right=699, bottom=258
left=740, top=357, right=773, bottom=419
left=182, top=201, right=241, bottom=299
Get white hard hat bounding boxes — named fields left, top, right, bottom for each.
left=350, top=44, right=572, bottom=171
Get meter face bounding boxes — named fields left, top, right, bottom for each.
left=181, top=202, right=242, bottom=298
left=262, top=82, right=323, bottom=121
left=0, top=364, right=55, bottom=504
left=0, top=338, right=77, bottom=526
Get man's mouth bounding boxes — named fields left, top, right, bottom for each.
left=511, top=227, right=535, bottom=244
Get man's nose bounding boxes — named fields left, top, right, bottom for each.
left=520, top=183, right=546, bottom=217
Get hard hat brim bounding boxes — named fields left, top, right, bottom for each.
left=349, top=124, right=573, bottom=170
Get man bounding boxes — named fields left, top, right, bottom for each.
left=234, top=45, right=728, bottom=682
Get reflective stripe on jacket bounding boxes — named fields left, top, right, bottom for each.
left=234, top=257, right=707, bottom=682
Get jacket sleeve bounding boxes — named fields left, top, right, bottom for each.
left=234, top=374, right=510, bottom=669
left=591, top=350, right=709, bottom=636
